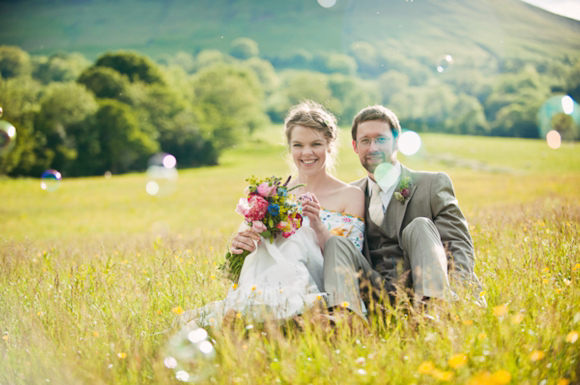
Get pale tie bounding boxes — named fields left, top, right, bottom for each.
left=369, top=183, right=384, bottom=226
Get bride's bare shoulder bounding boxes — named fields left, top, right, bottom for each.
left=334, top=181, right=365, bottom=218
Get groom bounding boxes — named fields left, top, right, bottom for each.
left=323, top=105, right=483, bottom=316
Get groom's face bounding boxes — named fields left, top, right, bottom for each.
left=352, top=120, right=397, bottom=175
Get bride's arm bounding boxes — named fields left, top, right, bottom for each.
left=343, top=185, right=365, bottom=219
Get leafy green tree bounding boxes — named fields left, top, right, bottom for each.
left=0, top=75, right=41, bottom=176
left=230, top=38, right=259, bottom=60
left=90, top=99, right=159, bottom=174
left=33, top=52, right=90, bottom=84
left=195, top=50, right=233, bottom=71
left=192, top=63, right=268, bottom=148
left=566, top=60, right=580, bottom=102
left=243, top=58, right=280, bottom=94
left=325, top=53, right=358, bottom=75
left=378, top=70, right=409, bottom=105
left=78, top=66, right=130, bottom=100
left=327, top=74, right=380, bottom=123
left=349, top=41, right=379, bottom=75
left=94, top=51, right=166, bottom=85
left=34, top=82, right=98, bottom=174
left=0, top=45, right=32, bottom=78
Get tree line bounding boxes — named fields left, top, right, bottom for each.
left=0, top=38, right=579, bottom=177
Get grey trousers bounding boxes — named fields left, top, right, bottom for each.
left=323, top=217, right=451, bottom=317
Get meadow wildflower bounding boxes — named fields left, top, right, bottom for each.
left=491, top=369, right=512, bottom=384
left=117, top=352, right=127, bottom=359
left=493, top=305, right=508, bottom=317
left=418, top=361, right=435, bottom=374
left=448, top=353, right=468, bottom=369
left=478, top=333, right=487, bottom=340
left=511, top=313, right=524, bottom=324
left=565, top=330, right=578, bottom=343
left=251, top=285, right=256, bottom=291
left=357, top=369, right=367, bottom=375
left=341, top=301, right=350, bottom=308
left=93, top=331, right=99, bottom=337
left=172, top=306, right=184, bottom=315
left=232, top=284, right=238, bottom=290
left=557, top=379, right=570, bottom=385
left=530, top=350, right=545, bottom=361
left=467, top=371, right=492, bottom=385
left=463, top=319, right=474, bottom=325
left=431, top=368, right=453, bottom=381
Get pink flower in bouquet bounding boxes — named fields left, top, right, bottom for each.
left=401, top=188, right=410, bottom=198
left=282, top=213, right=303, bottom=238
left=257, top=182, right=276, bottom=198
left=252, top=220, right=267, bottom=233
left=235, top=197, right=249, bottom=216
left=246, top=194, right=269, bottom=221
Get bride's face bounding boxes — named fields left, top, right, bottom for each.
left=289, top=125, right=330, bottom=176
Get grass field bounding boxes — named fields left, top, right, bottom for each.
left=1, top=129, right=579, bottom=384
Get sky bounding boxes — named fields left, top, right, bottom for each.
left=521, top=0, right=580, bottom=20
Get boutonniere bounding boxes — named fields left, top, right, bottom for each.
left=394, top=176, right=412, bottom=203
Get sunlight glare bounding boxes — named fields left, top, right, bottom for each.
left=398, top=131, right=422, bottom=155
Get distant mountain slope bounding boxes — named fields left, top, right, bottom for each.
left=0, top=0, right=579, bottom=63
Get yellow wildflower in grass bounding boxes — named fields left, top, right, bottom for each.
left=542, top=267, right=550, bottom=272
left=341, top=301, right=350, bottom=308
left=555, top=288, right=562, bottom=293
left=573, top=263, right=580, bottom=271
left=316, top=295, right=323, bottom=301
left=463, top=319, right=474, bottom=326
left=557, top=379, right=570, bottom=385
left=418, top=361, right=435, bottom=374
left=542, top=279, right=549, bottom=284
left=511, top=313, right=524, bottom=324
left=2, top=335, right=8, bottom=341
left=210, top=275, right=215, bottom=279
left=210, top=247, right=213, bottom=251
left=530, top=350, right=545, bottom=361
left=232, top=284, right=238, bottom=290
left=478, top=333, right=487, bottom=340
left=565, top=330, right=578, bottom=343
left=157, top=310, right=162, bottom=314
left=117, top=352, right=127, bottom=359
left=563, top=278, right=571, bottom=286
left=493, top=305, right=508, bottom=317
left=467, top=371, right=492, bottom=385
left=491, top=369, right=512, bottom=384
left=37, top=311, right=44, bottom=316
left=251, top=285, right=256, bottom=291
left=448, top=353, right=468, bottom=369
left=479, top=291, right=486, bottom=297
left=93, top=331, right=100, bottom=337
left=236, top=313, right=242, bottom=319
left=431, top=369, right=454, bottom=382
left=121, top=259, right=128, bottom=264
left=172, top=306, right=184, bottom=315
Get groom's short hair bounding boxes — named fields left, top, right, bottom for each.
left=351, top=105, right=402, bottom=141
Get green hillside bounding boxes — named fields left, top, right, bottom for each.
left=0, top=0, right=579, bottom=62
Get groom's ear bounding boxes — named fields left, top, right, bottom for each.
left=352, top=140, right=359, bottom=154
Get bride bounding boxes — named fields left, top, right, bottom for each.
left=180, top=101, right=365, bottom=328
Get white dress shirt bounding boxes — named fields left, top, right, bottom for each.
left=367, top=162, right=402, bottom=213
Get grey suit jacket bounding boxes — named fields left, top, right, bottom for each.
left=351, top=164, right=478, bottom=284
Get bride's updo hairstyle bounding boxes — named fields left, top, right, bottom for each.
left=284, top=100, right=339, bottom=173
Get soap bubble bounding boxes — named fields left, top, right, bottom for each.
left=146, top=153, right=178, bottom=197
left=0, top=106, right=3, bottom=117
left=546, top=130, right=561, bottom=149
left=398, top=130, right=422, bottom=156
left=538, top=95, right=580, bottom=141
left=40, top=169, right=62, bottom=192
left=436, top=55, right=453, bottom=73
left=164, top=324, right=216, bottom=383
left=0, top=120, right=17, bottom=155
left=317, top=0, right=337, bottom=8
left=374, top=162, right=395, bottom=186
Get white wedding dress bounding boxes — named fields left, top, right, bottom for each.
left=180, top=210, right=365, bottom=328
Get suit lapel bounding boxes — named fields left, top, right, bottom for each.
left=392, top=165, right=418, bottom=239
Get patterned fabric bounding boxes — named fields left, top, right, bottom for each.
left=303, top=209, right=365, bottom=251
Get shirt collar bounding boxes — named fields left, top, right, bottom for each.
left=367, top=162, right=401, bottom=195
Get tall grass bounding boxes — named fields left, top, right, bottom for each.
left=1, top=131, right=579, bottom=384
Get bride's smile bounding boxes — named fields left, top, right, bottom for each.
left=290, top=124, right=330, bottom=176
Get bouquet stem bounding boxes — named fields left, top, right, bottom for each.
left=220, top=250, right=250, bottom=283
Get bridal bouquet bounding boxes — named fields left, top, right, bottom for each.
left=221, top=175, right=305, bottom=283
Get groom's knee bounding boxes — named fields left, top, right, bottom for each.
left=403, top=217, right=438, bottom=241
left=324, top=236, right=356, bottom=263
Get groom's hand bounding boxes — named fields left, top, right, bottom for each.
left=230, top=230, right=261, bottom=254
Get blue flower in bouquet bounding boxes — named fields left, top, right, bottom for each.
left=268, top=203, right=280, bottom=216
left=277, top=187, right=287, bottom=197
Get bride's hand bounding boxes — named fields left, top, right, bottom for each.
left=230, top=230, right=261, bottom=254
left=301, top=194, right=324, bottom=231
